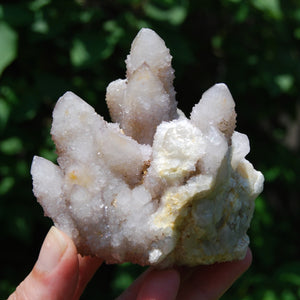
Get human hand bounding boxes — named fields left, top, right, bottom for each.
left=118, top=247, right=252, bottom=300
left=8, top=226, right=252, bottom=300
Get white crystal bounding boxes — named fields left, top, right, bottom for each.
left=106, top=28, right=178, bottom=145
left=190, top=83, right=236, bottom=140
left=31, top=28, right=264, bottom=267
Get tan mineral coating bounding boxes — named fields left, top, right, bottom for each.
left=31, top=28, right=264, bottom=267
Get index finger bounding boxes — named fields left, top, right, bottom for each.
left=72, top=255, right=103, bottom=300
left=176, top=248, right=252, bottom=300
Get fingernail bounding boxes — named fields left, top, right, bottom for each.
left=35, top=226, right=68, bottom=273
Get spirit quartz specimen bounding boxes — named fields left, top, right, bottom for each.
left=31, top=28, right=264, bottom=267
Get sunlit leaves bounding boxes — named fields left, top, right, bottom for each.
left=29, top=0, right=51, bottom=12
left=70, top=38, right=89, bottom=67
left=70, top=22, right=124, bottom=68
left=275, top=74, right=294, bottom=93
left=251, top=0, right=282, bottom=19
left=144, top=2, right=188, bottom=25
left=70, top=35, right=116, bottom=67
left=31, top=12, right=49, bottom=34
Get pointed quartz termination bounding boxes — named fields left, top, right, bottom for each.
left=51, top=92, right=151, bottom=187
left=106, top=28, right=178, bottom=145
left=190, top=84, right=236, bottom=175
left=31, top=28, right=264, bottom=268
left=190, top=83, right=236, bottom=141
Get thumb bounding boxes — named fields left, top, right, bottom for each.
left=8, top=226, right=79, bottom=300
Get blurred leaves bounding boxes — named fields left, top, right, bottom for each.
left=0, top=137, right=23, bottom=155
left=275, top=74, right=294, bottom=93
left=0, top=98, right=10, bottom=131
left=0, top=0, right=299, bottom=299
left=0, top=21, right=18, bottom=76
left=70, top=21, right=124, bottom=68
left=251, top=0, right=282, bottom=20
left=144, top=1, right=188, bottom=25
left=111, top=262, right=145, bottom=297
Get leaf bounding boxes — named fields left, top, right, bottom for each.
left=251, top=0, right=282, bottom=20
left=0, top=177, right=14, bottom=195
left=144, top=3, right=188, bottom=25
left=264, top=166, right=280, bottom=182
left=29, top=0, right=51, bottom=11
left=275, top=262, right=300, bottom=286
left=70, top=31, right=122, bottom=68
left=262, top=290, right=278, bottom=300
left=0, top=22, right=18, bottom=76
left=275, top=74, right=294, bottom=93
left=112, top=272, right=133, bottom=291
left=0, top=98, right=10, bottom=131
left=70, top=38, right=89, bottom=67
left=0, top=137, right=23, bottom=155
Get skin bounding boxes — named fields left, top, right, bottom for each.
left=8, top=226, right=252, bottom=300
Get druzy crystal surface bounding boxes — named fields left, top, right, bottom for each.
left=31, top=28, right=264, bottom=267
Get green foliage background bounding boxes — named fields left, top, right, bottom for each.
left=0, top=0, right=299, bottom=299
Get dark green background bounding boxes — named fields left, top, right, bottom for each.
left=0, top=0, right=299, bottom=299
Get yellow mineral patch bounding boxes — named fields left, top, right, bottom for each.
left=69, top=170, right=78, bottom=181
left=111, top=198, right=117, bottom=207
left=153, top=191, right=192, bottom=230
left=67, top=169, right=92, bottom=187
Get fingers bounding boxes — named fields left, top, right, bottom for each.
left=136, top=269, right=180, bottom=300
left=8, top=226, right=103, bottom=300
left=8, top=224, right=251, bottom=300
left=116, top=268, right=153, bottom=300
left=8, top=226, right=79, bottom=300
left=119, top=249, right=251, bottom=300
left=72, top=255, right=103, bottom=300
left=117, top=268, right=180, bottom=300
left=176, top=248, right=253, bottom=300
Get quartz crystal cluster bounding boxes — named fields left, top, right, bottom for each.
left=31, top=28, right=264, bottom=267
